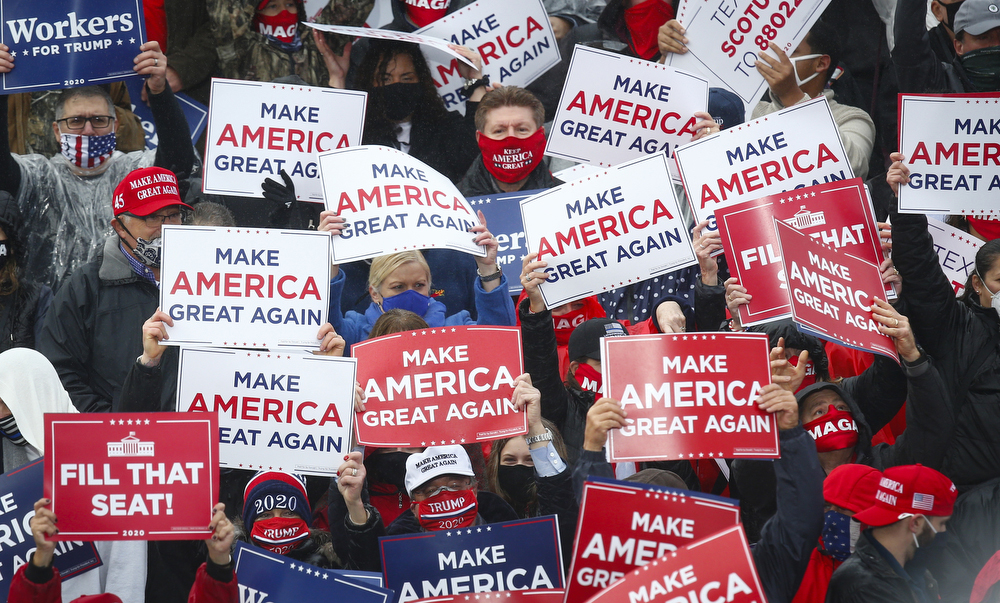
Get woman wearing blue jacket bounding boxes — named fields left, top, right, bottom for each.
left=320, top=209, right=516, bottom=349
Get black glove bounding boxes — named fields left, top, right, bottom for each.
left=263, top=170, right=318, bottom=230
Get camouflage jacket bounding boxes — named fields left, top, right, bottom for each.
left=208, top=0, right=373, bottom=86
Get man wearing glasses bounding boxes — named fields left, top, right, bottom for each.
left=38, top=166, right=191, bottom=414
left=0, top=41, right=193, bottom=291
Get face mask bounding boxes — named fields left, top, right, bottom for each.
left=803, top=405, right=859, bottom=452
left=372, top=82, right=422, bottom=122
left=477, top=129, right=546, bottom=184
left=0, top=241, right=10, bottom=271
left=976, top=268, right=1000, bottom=315
left=117, top=218, right=163, bottom=268
left=255, top=10, right=298, bottom=43
left=820, top=510, right=854, bottom=561
left=553, top=306, right=588, bottom=347
left=497, top=464, right=535, bottom=512
left=0, top=415, right=27, bottom=447
left=403, top=0, right=450, bottom=28
left=944, top=0, right=965, bottom=29
left=912, top=515, right=941, bottom=549
left=624, top=0, right=674, bottom=60
left=366, top=451, right=410, bottom=491
left=251, top=516, right=310, bottom=555
left=961, top=47, right=1000, bottom=92
left=380, top=288, right=432, bottom=316
left=790, top=54, right=824, bottom=87
left=415, top=488, right=478, bottom=531
left=574, top=363, right=603, bottom=395
left=60, top=132, right=116, bottom=170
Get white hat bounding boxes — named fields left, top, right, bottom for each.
left=404, top=445, right=475, bottom=496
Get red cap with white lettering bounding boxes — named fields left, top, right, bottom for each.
left=112, top=167, right=191, bottom=217
left=852, top=464, right=957, bottom=527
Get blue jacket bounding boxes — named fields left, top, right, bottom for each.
left=328, top=269, right=516, bottom=350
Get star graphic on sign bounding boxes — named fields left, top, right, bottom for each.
left=129, top=38, right=136, bottom=44
left=486, top=526, right=492, bottom=531
left=477, top=527, right=482, bottom=532
left=709, top=452, right=714, bottom=457
left=127, top=419, right=134, bottom=425
left=117, top=39, right=123, bottom=45
left=21, top=50, right=29, bottom=57
left=298, top=565, right=305, bottom=572
left=322, top=574, right=328, bottom=580
left=306, top=568, right=313, bottom=575
left=447, top=531, right=452, bottom=536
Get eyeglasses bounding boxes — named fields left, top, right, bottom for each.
left=125, top=211, right=184, bottom=227
left=410, top=479, right=472, bottom=501
left=56, top=115, right=116, bottom=131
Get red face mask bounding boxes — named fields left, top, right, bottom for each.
left=553, top=307, right=588, bottom=346
left=250, top=516, right=310, bottom=555
left=575, top=363, right=603, bottom=395
left=415, top=488, right=478, bottom=531
left=477, top=129, right=546, bottom=184
left=789, top=355, right=816, bottom=391
left=624, top=0, right=674, bottom=60
left=803, top=405, right=859, bottom=452
left=254, top=10, right=298, bottom=44
left=403, top=0, right=450, bottom=28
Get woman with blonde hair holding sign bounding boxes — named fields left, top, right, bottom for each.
left=319, top=209, right=516, bottom=350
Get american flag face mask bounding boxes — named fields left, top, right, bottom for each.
left=60, top=132, right=116, bottom=169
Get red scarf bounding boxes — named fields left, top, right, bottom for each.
left=624, top=0, right=674, bottom=60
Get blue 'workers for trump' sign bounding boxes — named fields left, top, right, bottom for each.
left=233, top=542, right=394, bottom=603
left=380, top=516, right=565, bottom=603
left=470, top=190, right=541, bottom=295
left=0, top=460, right=101, bottom=603
left=0, top=0, right=146, bottom=92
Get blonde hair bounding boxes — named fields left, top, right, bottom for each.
left=368, top=251, right=432, bottom=293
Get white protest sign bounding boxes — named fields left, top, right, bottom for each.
left=675, top=95, right=853, bottom=228
left=667, top=0, right=832, bottom=104
left=520, top=152, right=696, bottom=307
left=202, top=78, right=366, bottom=202
left=159, top=226, right=331, bottom=349
left=177, top=349, right=356, bottom=477
left=414, top=0, right=560, bottom=114
left=927, top=218, right=982, bottom=297
left=319, top=145, right=485, bottom=263
left=305, top=23, right=476, bottom=68
left=897, top=93, right=1000, bottom=214
left=546, top=45, right=709, bottom=169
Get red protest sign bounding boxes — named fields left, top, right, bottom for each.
left=603, top=333, right=776, bottom=461
left=565, top=478, right=740, bottom=603
left=582, top=526, right=765, bottom=603
left=44, top=413, right=219, bottom=541
left=774, top=220, right=899, bottom=362
left=354, top=326, right=526, bottom=446
left=716, top=178, right=887, bottom=326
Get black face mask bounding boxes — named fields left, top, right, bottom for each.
left=365, top=451, right=410, bottom=491
left=372, top=82, right=422, bottom=122
left=944, top=0, right=965, bottom=29
left=497, top=464, right=535, bottom=512
left=961, top=46, right=1000, bottom=92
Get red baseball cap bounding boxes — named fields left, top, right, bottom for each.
left=853, top=464, right=957, bottom=527
left=112, top=167, right=191, bottom=217
left=824, top=464, right=883, bottom=514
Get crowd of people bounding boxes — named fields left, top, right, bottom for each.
left=0, top=0, right=999, bottom=602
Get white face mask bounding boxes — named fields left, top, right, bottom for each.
left=790, top=53, right=824, bottom=87
left=976, top=269, right=1000, bottom=315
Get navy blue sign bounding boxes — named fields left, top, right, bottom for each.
left=0, top=460, right=101, bottom=602
left=0, top=0, right=146, bottom=92
left=125, top=78, right=208, bottom=150
left=380, top=516, right=564, bottom=603
left=233, top=542, right=394, bottom=603
left=469, top=190, right=543, bottom=295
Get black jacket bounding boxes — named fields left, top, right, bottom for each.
left=457, top=156, right=562, bottom=198
left=37, top=236, right=162, bottom=413
left=363, top=103, right=480, bottom=185
left=0, top=280, right=50, bottom=351
left=892, top=0, right=975, bottom=93
left=826, top=530, right=939, bottom=603
left=892, top=210, right=1000, bottom=488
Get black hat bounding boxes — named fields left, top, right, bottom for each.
left=568, top=318, right=628, bottom=361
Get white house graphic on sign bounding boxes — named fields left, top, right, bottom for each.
left=785, top=206, right=826, bottom=229
left=107, top=432, right=155, bottom=457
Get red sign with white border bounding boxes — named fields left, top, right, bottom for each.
left=582, top=526, right=766, bottom=603
left=44, top=413, right=219, bottom=541
left=353, top=326, right=526, bottom=446
left=565, top=477, right=740, bottom=603
left=716, top=178, right=888, bottom=326
left=603, top=333, right=777, bottom=462
left=774, top=220, right=899, bottom=362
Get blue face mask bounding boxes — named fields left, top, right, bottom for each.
left=380, top=288, right=432, bottom=316
left=821, top=510, right=855, bottom=561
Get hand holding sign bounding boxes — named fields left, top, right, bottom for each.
left=755, top=383, right=799, bottom=431
left=133, top=41, right=167, bottom=95
left=871, top=299, right=920, bottom=363
left=583, top=398, right=629, bottom=453
left=206, top=503, right=235, bottom=566
left=0, top=44, right=12, bottom=73
left=29, top=499, right=58, bottom=569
